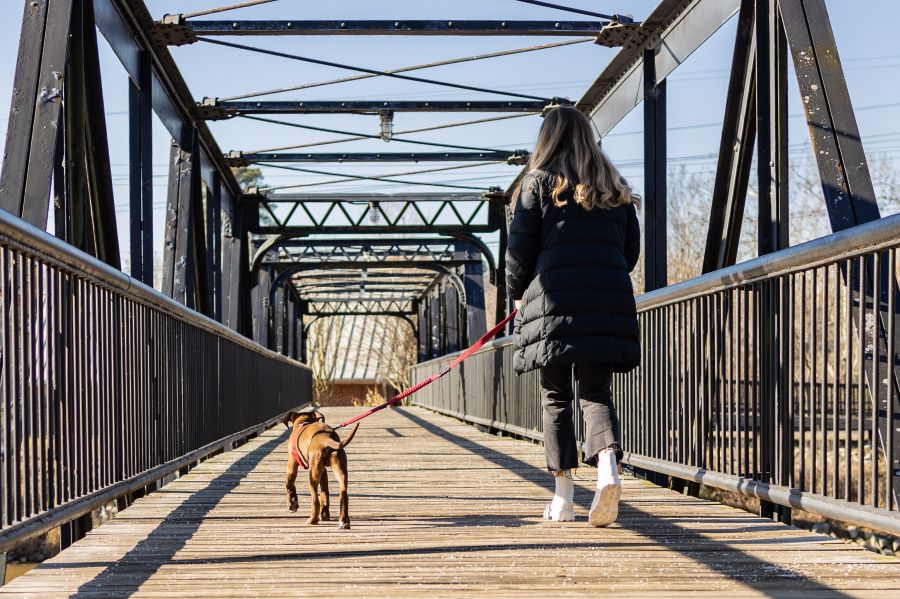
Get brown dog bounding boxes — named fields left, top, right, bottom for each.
left=282, top=410, right=359, bottom=529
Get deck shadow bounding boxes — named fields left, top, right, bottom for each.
left=72, top=432, right=287, bottom=598
left=394, top=408, right=855, bottom=598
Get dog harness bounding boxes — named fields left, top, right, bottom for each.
left=289, top=422, right=310, bottom=470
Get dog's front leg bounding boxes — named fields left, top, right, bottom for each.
left=286, top=456, right=299, bottom=512
left=319, top=473, right=331, bottom=521
left=306, top=466, right=321, bottom=525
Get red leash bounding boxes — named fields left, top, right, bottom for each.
left=334, top=309, right=518, bottom=429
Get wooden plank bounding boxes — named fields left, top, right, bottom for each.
left=2, top=407, right=898, bottom=597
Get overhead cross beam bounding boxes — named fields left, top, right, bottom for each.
left=251, top=193, right=505, bottom=235
left=226, top=151, right=529, bottom=166
left=154, top=18, right=639, bottom=46
left=197, top=99, right=565, bottom=119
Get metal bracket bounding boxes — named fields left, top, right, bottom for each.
left=541, top=97, right=574, bottom=116
left=506, top=152, right=529, bottom=166
left=594, top=22, right=642, bottom=48
left=224, top=151, right=249, bottom=167
left=194, top=97, right=229, bottom=120
left=150, top=15, right=199, bottom=47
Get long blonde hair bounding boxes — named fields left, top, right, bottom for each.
left=526, top=106, right=639, bottom=210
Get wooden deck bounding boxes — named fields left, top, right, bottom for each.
left=2, top=407, right=898, bottom=597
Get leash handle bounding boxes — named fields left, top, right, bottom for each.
left=335, top=308, right=518, bottom=429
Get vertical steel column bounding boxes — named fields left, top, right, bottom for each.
left=643, top=48, right=667, bottom=291
left=162, top=128, right=204, bottom=310
left=780, top=0, right=899, bottom=508
left=0, top=0, right=71, bottom=228
left=496, top=203, right=514, bottom=332
left=454, top=242, right=486, bottom=345
left=756, top=0, right=789, bottom=256
left=128, top=50, right=153, bottom=285
left=703, top=0, right=756, bottom=274
left=755, top=0, right=790, bottom=522
left=207, top=173, right=223, bottom=321
left=251, top=266, right=272, bottom=349
left=162, top=139, right=193, bottom=305
left=220, top=191, right=251, bottom=334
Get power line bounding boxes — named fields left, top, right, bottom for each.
left=510, top=0, right=632, bottom=22
left=198, top=38, right=557, bottom=102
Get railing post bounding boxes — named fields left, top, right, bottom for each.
left=755, top=0, right=790, bottom=523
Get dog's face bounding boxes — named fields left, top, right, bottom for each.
left=282, top=410, right=326, bottom=428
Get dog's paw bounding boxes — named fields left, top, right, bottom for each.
left=288, top=498, right=298, bottom=512
left=320, top=512, right=330, bottom=521
left=306, top=517, right=319, bottom=525
left=338, top=520, right=350, bottom=530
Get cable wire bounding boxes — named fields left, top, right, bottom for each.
left=239, top=115, right=520, bottom=154
left=197, top=38, right=556, bottom=101
left=220, top=38, right=593, bottom=102
left=258, top=161, right=502, bottom=192
left=182, top=0, right=278, bottom=19
left=511, top=0, right=630, bottom=21
left=239, top=113, right=538, bottom=153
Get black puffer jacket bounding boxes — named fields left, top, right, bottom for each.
left=506, top=170, right=641, bottom=375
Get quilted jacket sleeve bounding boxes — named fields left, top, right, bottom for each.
left=505, top=175, right=542, bottom=300
left=624, top=202, right=641, bottom=273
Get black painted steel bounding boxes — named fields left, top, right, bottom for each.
left=703, top=0, right=755, bottom=274
left=411, top=214, right=900, bottom=533
left=0, top=209, right=311, bottom=554
left=198, top=100, right=561, bottom=119
left=231, top=151, right=527, bottom=164
left=164, top=19, right=613, bottom=40
left=642, top=48, right=667, bottom=291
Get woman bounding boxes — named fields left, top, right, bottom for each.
left=505, top=106, right=641, bottom=527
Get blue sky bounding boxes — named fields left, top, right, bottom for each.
left=0, top=1, right=897, bottom=271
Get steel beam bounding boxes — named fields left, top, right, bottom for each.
left=128, top=49, right=154, bottom=285
left=756, top=0, right=788, bottom=255
left=261, top=192, right=489, bottom=203
left=0, top=0, right=50, bottom=220
left=780, top=0, right=898, bottom=511
left=778, top=0, right=879, bottom=229
left=197, top=99, right=561, bottom=119
left=94, top=0, right=242, bottom=197
left=577, top=0, right=740, bottom=137
left=221, top=190, right=251, bottom=334
left=157, top=19, right=616, bottom=43
left=703, top=0, right=756, bottom=274
left=229, top=151, right=527, bottom=165
left=643, top=48, right=667, bottom=291
left=455, top=242, right=486, bottom=343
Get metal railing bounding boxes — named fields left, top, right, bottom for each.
left=0, top=211, right=311, bottom=553
left=411, top=213, right=900, bottom=535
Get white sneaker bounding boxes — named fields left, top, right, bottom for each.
left=543, top=471, right=576, bottom=522
left=589, top=449, right=622, bottom=527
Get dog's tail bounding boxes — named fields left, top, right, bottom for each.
left=338, top=423, right=360, bottom=449
left=323, top=423, right=360, bottom=452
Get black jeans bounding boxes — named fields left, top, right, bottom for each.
left=540, top=363, right=621, bottom=472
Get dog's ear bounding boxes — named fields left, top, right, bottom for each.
left=281, top=411, right=298, bottom=428
left=312, top=410, right=326, bottom=422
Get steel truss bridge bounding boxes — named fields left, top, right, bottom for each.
left=0, top=0, right=899, bottom=594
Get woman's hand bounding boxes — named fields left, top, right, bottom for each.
left=514, top=299, right=523, bottom=310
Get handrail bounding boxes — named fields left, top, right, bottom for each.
left=0, top=207, right=307, bottom=370
left=411, top=214, right=900, bottom=535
